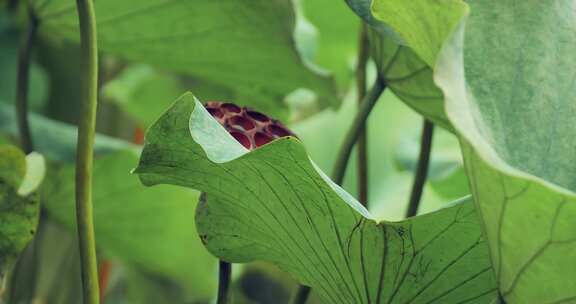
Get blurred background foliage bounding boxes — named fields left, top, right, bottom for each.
left=0, top=0, right=468, bottom=302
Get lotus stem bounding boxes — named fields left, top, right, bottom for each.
left=405, top=119, right=434, bottom=218
left=74, top=0, right=100, bottom=302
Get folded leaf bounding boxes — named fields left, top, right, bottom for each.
left=368, top=31, right=450, bottom=130
left=0, top=145, right=44, bottom=280
left=370, top=0, right=467, bottom=67
left=346, top=0, right=467, bottom=130
left=135, top=93, right=496, bottom=303
left=34, top=0, right=338, bottom=118
left=435, top=1, right=576, bottom=302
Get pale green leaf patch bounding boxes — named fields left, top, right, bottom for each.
left=435, top=1, right=576, bottom=302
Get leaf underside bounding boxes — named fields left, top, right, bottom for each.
left=346, top=0, right=468, bottom=131
left=367, top=31, right=449, bottom=130
left=135, top=93, right=496, bottom=303
left=435, top=0, right=576, bottom=302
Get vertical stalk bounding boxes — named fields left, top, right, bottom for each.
left=292, top=77, right=386, bottom=304
left=15, top=10, right=38, bottom=154
left=200, top=191, right=232, bottom=304
left=331, top=76, right=386, bottom=186
left=405, top=120, right=434, bottom=218
left=217, top=261, right=231, bottom=304
left=74, top=0, right=100, bottom=303
left=356, top=24, right=370, bottom=207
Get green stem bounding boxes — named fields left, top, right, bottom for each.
left=332, top=76, right=386, bottom=186
left=217, top=261, right=231, bottom=304
left=15, top=10, right=38, bottom=154
left=292, top=76, right=386, bottom=304
left=405, top=120, right=434, bottom=218
left=74, top=0, right=100, bottom=303
left=201, top=191, right=232, bottom=304
left=356, top=24, right=370, bottom=207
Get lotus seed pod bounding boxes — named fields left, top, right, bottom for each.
left=204, top=101, right=296, bottom=150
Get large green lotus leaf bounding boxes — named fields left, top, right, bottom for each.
left=0, top=145, right=44, bottom=279
left=42, top=150, right=217, bottom=297
left=435, top=1, right=576, bottom=302
left=32, top=0, right=337, bottom=118
left=344, top=0, right=467, bottom=130
left=135, top=93, right=496, bottom=303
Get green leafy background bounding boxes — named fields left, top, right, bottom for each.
left=42, top=150, right=216, bottom=297
left=9, top=0, right=574, bottom=302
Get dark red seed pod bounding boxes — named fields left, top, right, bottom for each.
left=204, top=101, right=296, bottom=150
